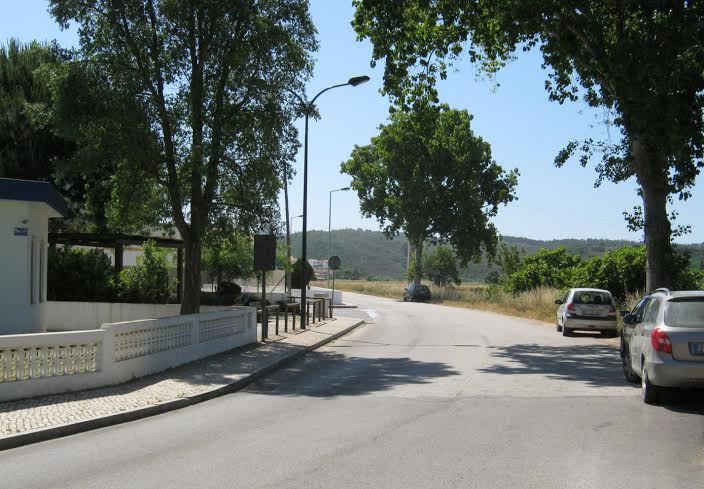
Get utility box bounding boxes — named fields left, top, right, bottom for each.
left=0, top=178, right=68, bottom=334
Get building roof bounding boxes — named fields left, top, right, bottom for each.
left=0, top=178, right=69, bottom=217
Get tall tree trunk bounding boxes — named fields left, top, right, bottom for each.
left=413, top=240, right=423, bottom=285
left=283, top=164, right=291, bottom=294
left=632, top=139, right=672, bottom=291
left=181, top=231, right=202, bottom=314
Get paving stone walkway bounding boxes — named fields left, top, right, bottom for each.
left=0, top=317, right=362, bottom=437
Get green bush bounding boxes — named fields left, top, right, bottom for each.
left=48, top=246, right=118, bottom=301
left=423, top=246, right=462, bottom=286
left=118, top=240, right=171, bottom=303
left=571, top=246, right=646, bottom=300
left=501, top=247, right=580, bottom=294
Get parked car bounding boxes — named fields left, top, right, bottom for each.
left=621, top=288, right=704, bottom=403
left=555, top=288, right=618, bottom=337
left=403, top=283, right=431, bottom=302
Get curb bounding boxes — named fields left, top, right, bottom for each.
left=0, top=319, right=365, bottom=452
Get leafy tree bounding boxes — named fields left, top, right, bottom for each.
left=353, top=0, right=704, bottom=291
left=341, top=103, right=518, bottom=285
left=0, top=40, right=73, bottom=181
left=48, top=246, right=117, bottom=301
left=50, top=0, right=317, bottom=313
left=502, top=247, right=581, bottom=294
left=423, top=246, right=461, bottom=287
left=571, top=246, right=646, bottom=300
left=495, top=242, right=523, bottom=276
left=202, top=231, right=254, bottom=288
left=118, top=240, right=171, bottom=303
left=291, top=259, right=316, bottom=290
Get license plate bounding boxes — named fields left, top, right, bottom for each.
left=689, top=343, right=704, bottom=356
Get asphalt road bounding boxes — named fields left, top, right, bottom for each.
left=3, top=292, right=704, bottom=489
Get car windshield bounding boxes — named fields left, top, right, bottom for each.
left=664, top=298, right=704, bottom=328
left=572, top=291, right=612, bottom=305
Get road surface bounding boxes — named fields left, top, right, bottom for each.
left=2, top=292, right=703, bottom=488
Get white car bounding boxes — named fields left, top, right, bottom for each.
left=555, top=288, right=618, bottom=337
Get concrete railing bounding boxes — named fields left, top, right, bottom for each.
left=42, top=301, right=236, bottom=332
left=0, top=307, right=256, bottom=402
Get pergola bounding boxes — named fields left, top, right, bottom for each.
left=48, top=232, right=185, bottom=302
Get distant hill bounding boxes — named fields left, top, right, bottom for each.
left=287, top=228, right=704, bottom=282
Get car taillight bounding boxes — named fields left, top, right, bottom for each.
left=566, top=303, right=575, bottom=312
left=651, top=328, right=672, bottom=354
left=608, top=305, right=616, bottom=316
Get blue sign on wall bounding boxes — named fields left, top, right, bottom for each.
left=13, top=227, right=28, bottom=236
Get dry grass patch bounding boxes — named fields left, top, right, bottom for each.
left=317, top=280, right=559, bottom=324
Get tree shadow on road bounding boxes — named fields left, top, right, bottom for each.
left=478, top=343, right=634, bottom=388
left=246, top=349, right=461, bottom=397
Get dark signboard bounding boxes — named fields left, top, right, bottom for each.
left=254, top=234, right=276, bottom=271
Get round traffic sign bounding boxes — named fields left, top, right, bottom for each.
left=328, top=255, right=341, bottom=270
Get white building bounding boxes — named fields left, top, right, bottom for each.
left=0, top=178, right=69, bottom=334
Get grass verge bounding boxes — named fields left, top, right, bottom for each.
left=317, top=279, right=643, bottom=327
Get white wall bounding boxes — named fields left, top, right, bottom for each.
left=0, top=307, right=256, bottom=402
left=42, top=302, right=236, bottom=331
left=291, top=287, right=343, bottom=305
left=0, top=200, right=57, bottom=335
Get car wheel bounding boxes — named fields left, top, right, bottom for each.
left=562, top=323, right=572, bottom=337
left=641, top=360, right=660, bottom=404
left=621, top=347, right=639, bottom=384
left=556, top=323, right=563, bottom=332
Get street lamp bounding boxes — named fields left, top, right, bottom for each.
left=300, top=75, right=370, bottom=329
left=287, top=214, right=303, bottom=295
left=328, top=187, right=350, bottom=287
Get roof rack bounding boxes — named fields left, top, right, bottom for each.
left=652, top=288, right=671, bottom=295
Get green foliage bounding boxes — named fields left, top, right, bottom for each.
left=202, top=232, right=254, bottom=284
left=291, top=259, right=316, bottom=289
left=571, top=246, right=646, bottom=300
left=118, top=241, right=171, bottom=304
left=48, top=246, right=117, bottom=301
left=501, top=247, right=581, bottom=294
left=423, top=246, right=461, bottom=287
left=495, top=242, right=523, bottom=276
left=502, top=245, right=703, bottom=299
left=352, top=0, right=704, bottom=289
left=50, top=0, right=318, bottom=312
left=341, top=103, right=518, bottom=275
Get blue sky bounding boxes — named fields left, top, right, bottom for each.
left=3, top=0, right=703, bottom=244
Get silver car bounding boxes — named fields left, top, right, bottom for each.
left=555, top=288, right=618, bottom=337
left=621, top=288, right=704, bottom=403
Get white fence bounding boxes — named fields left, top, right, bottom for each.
left=42, top=301, right=236, bottom=332
left=0, top=307, right=256, bottom=402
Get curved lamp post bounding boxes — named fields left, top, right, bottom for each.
left=300, top=76, right=370, bottom=328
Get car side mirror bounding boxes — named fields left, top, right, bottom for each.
left=623, top=313, right=635, bottom=325
left=620, top=310, right=630, bottom=318
left=554, top=299, right=563, bottom=305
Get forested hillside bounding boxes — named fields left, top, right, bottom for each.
left=288, top=229, right=704, bottom=282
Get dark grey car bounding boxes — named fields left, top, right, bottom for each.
left=403, top=284, right=431, bottom=302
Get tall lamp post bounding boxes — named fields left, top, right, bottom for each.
left=327, top=187, right=350, bottom=287
left=288, top=214, right=303, bottom=294
left=300, top=75, right=370, bottom=329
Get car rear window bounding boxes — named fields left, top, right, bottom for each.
left=572, top=291, right=612, bottom=305
left=665, top=298, right=704, bottom=328
left=419, top=285, right=430, bottom=292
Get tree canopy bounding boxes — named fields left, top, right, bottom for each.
left=341, top=103, right=518, bottom=284
left=50, top=0, right=318, bottom=312
left=353, top=0, right=704, bottom=291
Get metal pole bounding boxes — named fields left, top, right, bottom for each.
left=262, top=271, right=267, bottom=340
left=301, top=113, right=309, bottom=329
left=331, top=269, right=336, bottom=319
left=327, top=190, right=332, bottom=288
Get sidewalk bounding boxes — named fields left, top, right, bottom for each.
left=0, top=316, right=364, bottom=449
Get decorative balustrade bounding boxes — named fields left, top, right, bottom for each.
left=0, top=307, right=256, bottom=402
left=199, top=313, right=247, bottom=343
left=0, top=335, right=101, bottom=384
left=113, top=321, right=192, bottom=362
